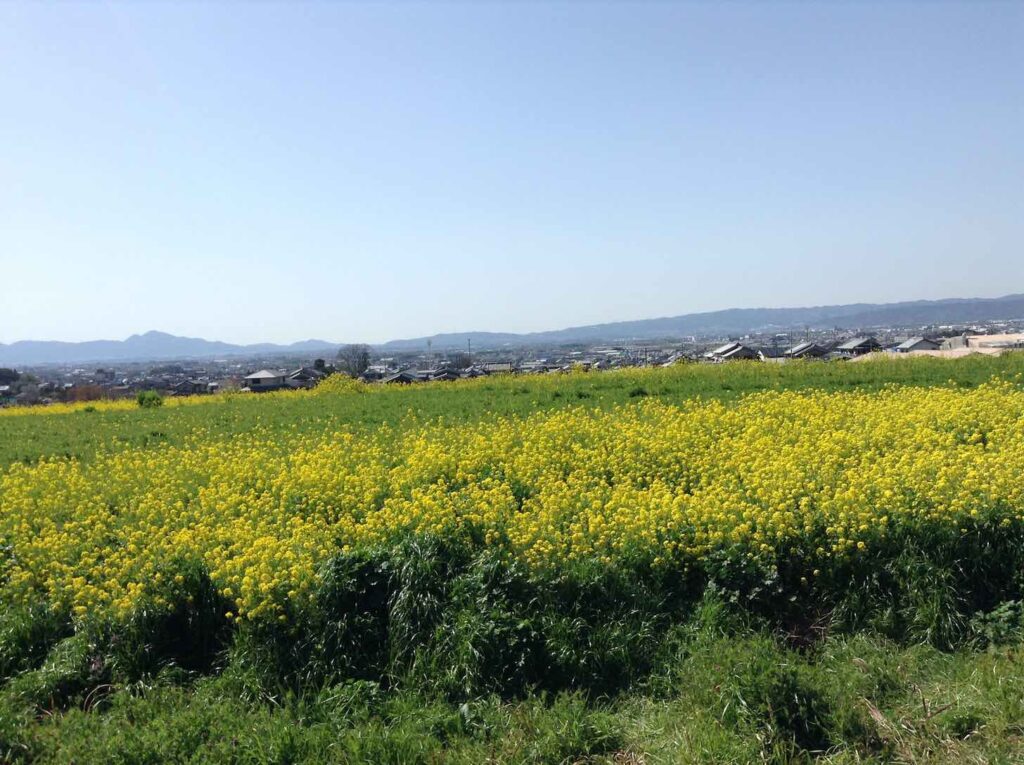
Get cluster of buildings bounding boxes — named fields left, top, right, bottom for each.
left=0, top=358, right=335, bottom=406
left=705, top=335, right=884, bottom=362
left=702, top=332, right=1024, bottom=364
left=361, top=356, right=647, bottom=384
left=350, top=329, right=1024, bottom=386
left=3, top=322, right=1023, bottom=408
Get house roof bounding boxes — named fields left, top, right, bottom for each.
left=786, top=341, right=819, bottom=355
left=896, top=337, right=937, bottom=351
left=382, top=371, right=420, bottom=384
left=245, top=369, right=285, bottom=380
left=289, top=367, right=324, bottom=379
left=837, top=337, right=878, bottom=351
left=722, top=345, right=752, bottom=357
left=711, top=342, right=742, bottom=356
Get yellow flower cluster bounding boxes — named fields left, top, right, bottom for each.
left=2, top=380, right=1023, bottom=623
left=0, top=393, right=214, bottom=418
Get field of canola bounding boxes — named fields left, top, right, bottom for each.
left=3, top=368, right=1024, bottom=628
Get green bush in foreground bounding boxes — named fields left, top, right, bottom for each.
left=3, top=536, right=1024, bottom=762
left=4, top=602, right=1024, bottom=763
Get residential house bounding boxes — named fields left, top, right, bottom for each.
left=895, top=337, right=941, bottom=353
left=171, top=379, right=209, bottom=396
left=288, top=367, right=326, bottom=389
left=360, top=364, right=391, bottom=382
left=519, top=361, right=551, bottom=374
left=244, top=369, right=288, bottom=391
left=427, top=368, right=461, bottom=382
left=381, top=371, right=421, bottom=385
left=482, top=362, right=515, bottom=374
left=836, top=337, right=881, bottom=357
left=785, top=341, right=828, bottom=359
left=758, top=346, right=787, bottom=362
left=107, top=385, right=136, bottom=400
left=705, top=342, right=759, bottom=362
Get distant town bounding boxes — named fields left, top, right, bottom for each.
left=2, top=316, right=1023, bottom=409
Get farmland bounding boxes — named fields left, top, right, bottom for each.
left=3, top=354, right=1024, bottom=763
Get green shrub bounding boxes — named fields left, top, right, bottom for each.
left=136, top=390, right=163, bottom=408
left=5, top=634, right=100, bottom=712
left=106, top=559, right=232, bottom=682
left=0, top=603, right=71, bottom=682
left=971, top=600, right=1024, bottom=647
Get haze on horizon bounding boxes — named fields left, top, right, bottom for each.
left=2, top=2, right=1022, bottom=346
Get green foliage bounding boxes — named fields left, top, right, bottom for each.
left=0, top=603, right=71, bottom=682
left=5, top=505, right=1024, bottom=760
left=225, top=538, right=684, bottom=701
left=135, top=389, right=164, bottom=409
left=105, top=559, right=232, bottom=683
left=4, top=633, right=99, bottom=712
left=971, top=600, right=1024, bottom=647
left=6, top=622, right=1024, bottom=763
left=822, top=522, right=1024, bottom=649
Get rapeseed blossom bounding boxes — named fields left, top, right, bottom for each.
left=2, top=380, right=1023, bottom=624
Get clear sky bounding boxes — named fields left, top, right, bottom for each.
left=1, top=2, right=1022, bottom=345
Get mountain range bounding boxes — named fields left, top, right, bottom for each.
left=379, top=292, right=1024, bottom=351
left=0, top=332, right=339, bottom=366
left=2, top=293, right=1022, bottom=365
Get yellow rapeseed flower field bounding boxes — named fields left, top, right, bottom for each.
left=2, top=379, right=1023, bottom=625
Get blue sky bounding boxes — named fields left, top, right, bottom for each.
left=1, top=1, right=1021, bottom=345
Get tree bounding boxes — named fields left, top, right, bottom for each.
left=15, top=384, right=40, bottom=406
left=0, top=368, right=19, bottom=386
left=337, top=344, right=371, bottom=377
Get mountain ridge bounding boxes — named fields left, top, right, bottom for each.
left=0, top=331, right=342, bottom=365
left=2, top=293, right=1022, bottom=364
left=380, top=292, right=1024, bottom=350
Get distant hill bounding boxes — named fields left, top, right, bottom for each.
left=0, top=331, right=339, bottom=365
left=380, top=293, right=1024, bottom=350
left=3, top=293, right=1022, bottom=364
